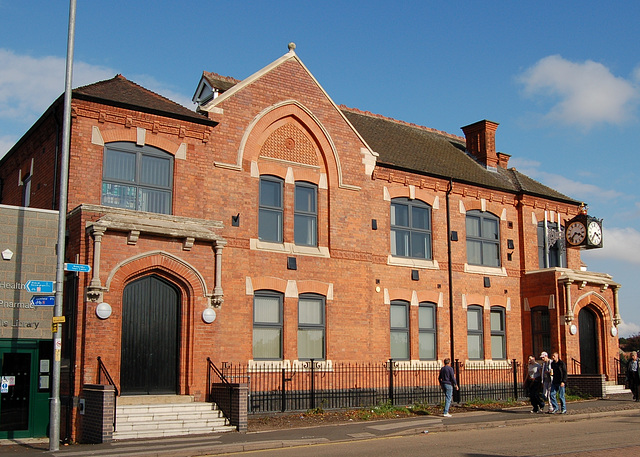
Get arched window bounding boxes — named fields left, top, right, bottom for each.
left=253, top=290, right=283, bottom=360
left=298, top=294, right=325, bottom=360
left=531, top=307, right=551, bottom=357
left=259, top=176, right=284, bottom=243
left=390, top=198, right=432, bottom=259
left=467, top=306, right=484, bottom=360
left=419, top=302, right=437, bottom=360
left=466, top=210, right=500, bottom=267
left=490, top=306, right=506, bottom=360
left=294, top=182, right=317, bottom=246
left=537, top=222, right=566, bottom=268
left=390, top=300, right=410, bottom=360
left=102, top=142, right=173, bottom=214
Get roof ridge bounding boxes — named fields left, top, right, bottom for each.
left=340, top=105, right=465, bottom=142
left=203, top=71, right=241, bottom=84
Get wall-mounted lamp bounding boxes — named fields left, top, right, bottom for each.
left=202, top=307, right=217, bottom=324
left=95, top=302, right=112, bottom=319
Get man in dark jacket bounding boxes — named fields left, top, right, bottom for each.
left=626, top=351, right=640, bottom=401
left=438, top=358, right=459, bottom=417
left=549, top=352, right=567, bottom=414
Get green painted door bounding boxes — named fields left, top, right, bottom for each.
left=0, top=340, right=50, bottom=439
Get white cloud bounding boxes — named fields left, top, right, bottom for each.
left=519, top=55, right=639, bottom=128
left=583, top=226, right=640, bottom=265
left=618, top=320, right=640, bottom=338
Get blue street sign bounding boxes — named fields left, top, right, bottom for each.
left=31, top=295, right=55, bottom=307
left=64, top=263, right=91, bottom=273
left=25, top=280, right=55, bottom=294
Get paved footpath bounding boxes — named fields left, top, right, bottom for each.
left=2, top=394, right=640, bottom=456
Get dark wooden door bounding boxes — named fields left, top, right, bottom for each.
left=579, top=308, right=598, bottom=374
left=121, top=275, right=179, bottom=394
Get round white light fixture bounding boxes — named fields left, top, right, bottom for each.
left=611, top=326, right=618, bottom=337
left=569, top=324, right=577, bottom=335
left=202, top=308, right=217, bottom=324
left=95, top=302, right=112, bottom=319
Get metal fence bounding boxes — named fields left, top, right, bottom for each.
left=213, top=359, right=525, bottom=414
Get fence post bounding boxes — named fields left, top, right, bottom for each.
left=454, top=359, right=461, bottom=403
left=388, top=359, right=394, bottom=405
left=281, top=368, right=286, bottom=413
left=310, top=359, right=315, bottom=410
left=512, top=358, right=519, bottom=400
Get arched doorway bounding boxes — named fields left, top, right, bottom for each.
left=579, top=307, right=599, bottom=374
left=120, top=275, right=180, bottom=394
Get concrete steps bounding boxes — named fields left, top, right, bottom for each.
left=113, top=397, right=236, bottom=440
left=604, top=381, right=631, bottom=396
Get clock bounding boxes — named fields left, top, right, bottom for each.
left=587, top=220, right=602, bottom=245
left=565, top=220, right=586, bottom=246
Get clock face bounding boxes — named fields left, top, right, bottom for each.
left=588, top=220, right=602, bottom=245
left=566, top=221, right=586, bottom=246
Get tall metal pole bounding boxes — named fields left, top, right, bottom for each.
left=50, top=0, right=76, bottom=450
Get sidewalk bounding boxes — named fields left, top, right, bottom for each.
left=3, top=393, right=640, bottom=456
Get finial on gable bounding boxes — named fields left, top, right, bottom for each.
left=288, top=42, right=296, bottom=53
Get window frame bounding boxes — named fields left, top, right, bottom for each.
left=390, top=198, right=433, bottom=260
left=390, top=300, right=410, bottom=360
left=258, top=175, right=284, bottom=243
left=531, top=306, right=551, bottom=358
left=467, top=305, right=484, bottom=360
left=490, top=306, right=506, bottom=360
left=418, top=302, right=437, bottom=360
left=101, top=141, right=174, bottom=214
left=294, top=181, right=318, bottom=247
left=537, top=221, right=566, bottom=268
left=297, top=293, right=325, bottom=360
left=466, top=210, right=500, bottom=267
left=252, top=291, right=284, bottom=360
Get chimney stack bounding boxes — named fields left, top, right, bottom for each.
left=461, top=120, right=500, bottom=169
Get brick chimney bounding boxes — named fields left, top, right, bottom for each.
left=461, top=120, right=500, bottom=169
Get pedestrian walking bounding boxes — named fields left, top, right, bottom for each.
left=438, top=358, right=459, bottom=418
left=540, top=352, right=553, bottom=411
left=525, top=355, right=544, bottom=413
left=549, top=352, right=567, bottom=414
left=626, top=351, right=640, bottom=401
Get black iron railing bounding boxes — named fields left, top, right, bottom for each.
left=571, top=358, right=582, bottom=374
left=97, top=356, right=118, bottom=431
left=614, top=357, right=627, bottom=385
left=216, top=358, right=523, bottom=414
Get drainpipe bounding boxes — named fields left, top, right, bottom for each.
left=446, top=178, right=455, bottom=361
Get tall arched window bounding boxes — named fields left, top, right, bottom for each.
left=467, top=306, right=484, bottom=360
left=390, top=300, right=410, bottom=360
left=259, top=176, right=284, bottom=243
left=531, top=307, right=551, bottom=357
left=102, top=142, right=173, bottom=214
left=466, top=210, right=500, bottom=267
left=294, top=182, right=317, bottom=246
left=419, top=302, right=437, bottom=360
left=537, top=222, right=566, bottom=268
left=253, top=290, right=283, bottom=360
left=390, top=198, right=432, bottom=259
left=490, top=306, right=506, bottom=360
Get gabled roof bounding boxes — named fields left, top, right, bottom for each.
left=341, top=107, right=578, bottom=204
left=74, top=75, right=215, bottom=126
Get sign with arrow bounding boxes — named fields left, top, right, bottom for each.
left=30, top=296, right=55, bottom=307
left=64, top=263, right=91, bottom=273
left=25, top=280, right=54, bottom=294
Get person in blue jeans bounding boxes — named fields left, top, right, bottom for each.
left=438, top=358, right=459, bottom=417
left=549, top=352, right=567, bottom=414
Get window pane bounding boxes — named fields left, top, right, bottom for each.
left=483, top=218, right=499, bottom=240
left=411, top=206, right=430, bottom=230
left=260, top=179, right=282, bottom=208
left=253, top=328, right=281, bottom=359
left=419, top=332, right=436, bottom=359
left=104, top=149, right=135, bottom=181
left=391, top=203, right=409, bottom=227
left=390, top=331, right=409, bottom=359
left=102, top=183, right=137, bottom=210
left=390, top=304, right=407, bottom=328
left=467, top=308, right=482, bottom=331
left=491, top=335, right=505, bottom=359
left=259, top=208, right=283, bottom=242
left=139, top=188, right=171, bottom=214
left=466, top=216, right=480, bottom=237
left=467, top=240, right=482, bottom=265
left=482, top=242, right=500, bottom=267
left=254, top=296, right=280, bottom=324
left=468, top=334, right=483, bottom=359
left=299, top=298, right=322, bottom=325
left=295, top=185, right=316, bottom=212
left=140, top=155, right=171, bottom=187
left=294, top=214, right=317, bottom=246
left=391, top=229, right=409, bottom=257
left=490, top=310, right=504, bottom=331
left=298, top=329, right=324, bottom=359
left=410, top=232, right=430, bottom=259
left=419, top=306, right=435, bottom=329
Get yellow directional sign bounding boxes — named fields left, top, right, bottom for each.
left=52, top=316, right=66, bottom=323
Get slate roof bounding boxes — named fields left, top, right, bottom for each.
left=341, top=107, right=578, bottom=204
left=73, top=75, right=215, bottom=126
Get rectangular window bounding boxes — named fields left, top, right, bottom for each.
left=467, top=306, right=483, bottom=360
left=390, top=301, right=409, bottom=360
left=294, top=183, right=317, bottom=246
left=466, top=211, right=500, bottom=267
left=259, top=177, right=283, bottom=243
left=253, top=292, right=283, bottom=360
left=531, top=307, right=551, bottom=357
left=537, top=222, right=565, bottom=268
left=419, top=304, right=436, bottom=360
left=490, top=307, right=506, bottom=360
left=391, top=198, right=432, bottom=259
left=298, top=295, right=325, bottom=360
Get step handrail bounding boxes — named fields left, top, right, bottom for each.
left=97, top=356, right=118, bottom=431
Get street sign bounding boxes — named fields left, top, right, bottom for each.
left=25, top=280, right=54, bottom=294
left=52, top=316, right=66, bottom=323
left=64, top=263, right=91, bottom=273
left=31, top=296, right=55, bottom=307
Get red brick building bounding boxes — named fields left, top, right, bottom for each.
left=0, top=47, right=621, bottom=439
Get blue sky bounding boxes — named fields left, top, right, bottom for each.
left=1, top=1, right=639, bottom=335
